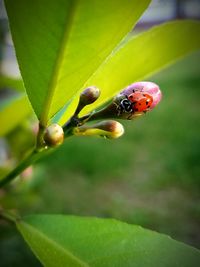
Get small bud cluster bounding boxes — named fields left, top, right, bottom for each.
left=42, top=82, right=162, bottom=147
left=63, top=86, right=125, bottom=139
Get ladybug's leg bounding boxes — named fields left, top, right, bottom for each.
left=115, top=101, right=123, bottom=116
left=117, top=105, right=123, bottom=116
left=127, top=113, right=133, bottom=120
left=126, top=103, right=134, bottom=119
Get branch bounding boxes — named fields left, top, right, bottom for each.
left=0, top=148, right=47, bottom=188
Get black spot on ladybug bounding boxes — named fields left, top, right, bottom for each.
left=147, top=105, right=150, bottom=108
left=146, top=101, right=149, bottom=105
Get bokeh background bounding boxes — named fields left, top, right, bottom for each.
left=0, top=1, right=200, bottom=266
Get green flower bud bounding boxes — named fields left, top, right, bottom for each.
left=74, top=86, right=101, bottom=116
left=80, top=86, right=101, bottom=105
left=73, top=120, right=124, bottom=139
left=44, top=124, right=64, bottom=147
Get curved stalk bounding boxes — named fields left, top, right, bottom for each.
left=0, top=148, right=47, bottom=188
left=0, top=115, right=80, bottom=188
left=0, top=209, right=19, bottom=223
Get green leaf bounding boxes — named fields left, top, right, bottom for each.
left=17, top=215, right=200, bottom=267
left=60, top=20, right=200, bottom=123
left=5, top=0, right=150, bottom=126
left=0, top=94, right=32, bottom=136
left=0, top=75, right=24, bottom=92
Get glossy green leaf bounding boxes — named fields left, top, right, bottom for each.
left=0, top=75, right=24, bottom=92
left=0, top=94, right=32, bottom=136
left=17, top=215, right=200, bottom=267
left=5, top=0, right=150, bottom=126
left=58, top=20, right=200, bottom=123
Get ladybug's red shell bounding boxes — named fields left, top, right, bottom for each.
left=128, top=92, right=153, bottom=112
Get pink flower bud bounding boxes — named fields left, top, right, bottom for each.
left=119, top=81, right=162, bottom=110
left=88, top=81, right=162, bottom=121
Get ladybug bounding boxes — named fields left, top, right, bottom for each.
left=128, top=92, right=153, bottom=112
left=117, top=91, right=153, bottom=117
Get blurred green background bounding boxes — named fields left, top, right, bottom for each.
left=0, top=51, right=200, bottom=266
left=1, top=0, right=200, bottom=265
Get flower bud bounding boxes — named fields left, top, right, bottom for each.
left=73, top=120, right=124, bottom=139
left=120, top=81, right=162, bottom=110
left=74, top=86, right=101, bottom=117
left=88, top=81, right=162, bottom=121
left=44, top=124, right=64, bottom=147
left=80, top=86, right=101, bottom=105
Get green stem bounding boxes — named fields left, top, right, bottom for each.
left=36, top=123, right=46, bottom=151
left=0, top=209, right=19, bottom=223
left=0, top=119, right=77, bottom=187
left=0, top=148, right=48, bottom=188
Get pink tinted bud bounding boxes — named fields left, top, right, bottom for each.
left=86, top=81, right=162, bottom=122
left=120, top=81, right=162, bottom=110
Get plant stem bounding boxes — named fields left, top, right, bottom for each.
left=0, top=148, right=48, bottom=188
left=36, top=123, right=47, bottom=151
left=0, top=119, right=77, bottom=187
left=0, top=209, right=19, bottom=223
